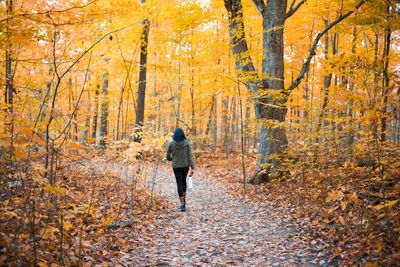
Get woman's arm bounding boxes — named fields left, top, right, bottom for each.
left=166, top=142, right=173, bottom=161
left=188, top=142, right=195, bottom=170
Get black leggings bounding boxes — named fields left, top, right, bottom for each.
left=173, top=167, right=189, bottom=197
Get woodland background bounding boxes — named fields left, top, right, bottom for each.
left=0, top=0, right=399, bottom=265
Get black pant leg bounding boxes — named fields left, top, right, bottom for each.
left=173, top=168, right=184, bottom=197
left=182, top=167, right=189, bottom=193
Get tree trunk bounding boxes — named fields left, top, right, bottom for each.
left=205, top=97, right=214, bottom=136
left=92, top=83, right=100, bottom=139
left=153, top=51, right=158, bottom=136
left=213, top=94, right=217, bottom=151
left=303, top=20, right=315, bottom=121
left=69, top=78, right=78, bottom=141
left=5, top=0, right=13, bottom=111
left=347, top=26, right=357, bottom=148
left=381, top=24, right=391, bottom=142
left=224, top=0, right=288, bottom=183
left=316, top=20, right=334, bottom=138
left=5, top=51, right=13, bottom=111
left=83, top=75, right=91, bottom=140
left=245, top=101, right=250, bottom=150
left=231, top=96, right=237, bottom=152
left=84, top=90, right=91, bottom=140
left=99, top=73, right=109, bottom=148
left=5, top=0, right=14, bottom=162
left=134, top=15, right=150, bottom=143
left=116, top=84, right=124, bottom=141
left=68, top=78, right=73, bottom=140
left=223, top=96, right=230, bottom=158
left=259, top=4, right=289, bottom=179
left=224, top=0, right=364, bottom=184
left=175, top=33, right=182, bottom=130
left=190, top=33, right=196, bottom=150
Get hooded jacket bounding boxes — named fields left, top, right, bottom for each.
left=166, top=139, right=195, bottom=169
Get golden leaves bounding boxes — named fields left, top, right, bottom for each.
left=373, top=199, right=399, bottom=210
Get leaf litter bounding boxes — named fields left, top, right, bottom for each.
left=95, top=162, right=325, bottom=266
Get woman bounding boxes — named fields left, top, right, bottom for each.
left=166, top=128, right=195, bottom=212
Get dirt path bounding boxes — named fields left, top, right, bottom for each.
left=108, top=163, right=326, bottom=266
left=99, top=162, right=324, bottom=266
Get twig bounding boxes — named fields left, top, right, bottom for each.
left=55, top=52, right=93, bottom=143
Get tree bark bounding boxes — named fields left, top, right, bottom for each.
left=175, top=33, right=182, bottom=130
left=68, top=78, right=73, bottom=140
left=116, top=84, right=124, bottom=141
left=99, top=73, right=109, bottom=148
left=84, top=86, right=91, bottom=141
left=5, top=0, right=13, bottom=110
left=347, top=26, right=357, bottom=148
left=190, top=31, right=196, bottom=150
left=381, top=23, right=391, bottom=142
left=92, top=83, right=100, bottom=139
left=5, top=0, right=14, bottom=163
left=225, top=0, right=288, bottom=183
left=134, top=15, right=150, bottom=143
left=316, top=20, right=334, bottom=139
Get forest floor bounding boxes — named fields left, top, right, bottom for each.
left=94, top=162, right=326, bottom=266
left=2, top=152, right=397, bottom=266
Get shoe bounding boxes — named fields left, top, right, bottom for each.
left=178, top=205, right=186, bottom=212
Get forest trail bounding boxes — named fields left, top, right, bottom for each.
left=102, top=163, right=325, bottom=266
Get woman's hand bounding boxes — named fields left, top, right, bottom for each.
left=189, top=170, right=194, bottom=177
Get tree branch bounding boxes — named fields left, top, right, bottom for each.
left=0, top=0, right=99, bottom=22
left=286, top=0, right=306, bottom=19
left=224, top=0, right=259, bottom=94
left=252, top=0, right=266, bottom=14
left=286, top=0, right=365, bottom=94
left=55, top=52, right=92, bottom=143
left=59, top=23, right=139, bottom=81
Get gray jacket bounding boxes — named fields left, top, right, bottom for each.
left=166, top=139, right=195, bottom=169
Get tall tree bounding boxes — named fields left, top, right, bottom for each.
left=380, top=4, right=391, bottom=143
left=5, top=0, right=14, bottom=158
left=315, top=21, right=336, bottom=140
left=224, top=0, right=365, bottom=184
left=92, top=83, right=100, bottom=139
left=134, top=0, right=150, bottom=143
left=99, top=72, right=109, bottom=148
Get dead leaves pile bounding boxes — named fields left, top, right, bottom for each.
left=0, top=155, right=166, bottom=266
left=198, top=152, right=400, bottom=266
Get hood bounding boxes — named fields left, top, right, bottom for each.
left=171, top=139, right=189, bottom=150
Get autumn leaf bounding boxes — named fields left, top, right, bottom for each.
left=69, top=141, right=81, bottom=150
left=374, top=199, right=399, bottom=210
left=376, top=242, right=385, bottom=251
left=64, top=221, right=73, bottom=231
left=326, top=190, right=344, bottom=202
left=19, top=127, right=34, bottom=137
left=13, top=150, right=25, bottom=160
